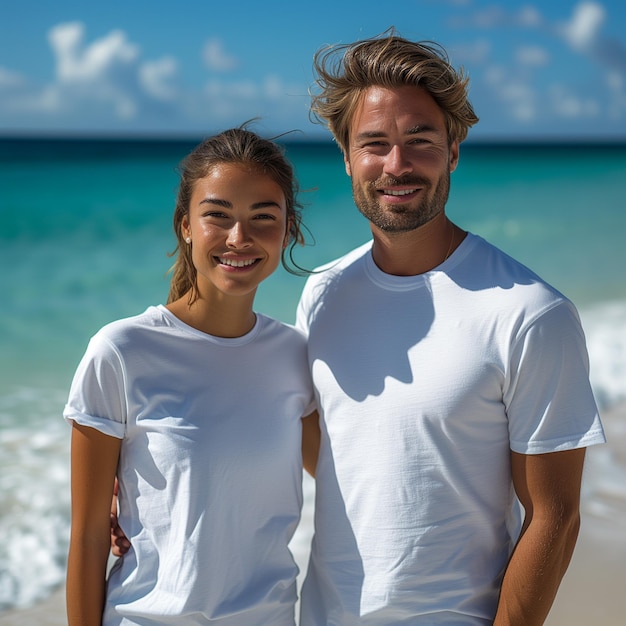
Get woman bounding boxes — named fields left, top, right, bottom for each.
left=65, top=128, right=318, bottom=625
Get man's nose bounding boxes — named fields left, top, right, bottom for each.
left=383, top=144, right=412, bottom=177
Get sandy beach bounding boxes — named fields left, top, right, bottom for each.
left=2, top=404, right=624, bottom=626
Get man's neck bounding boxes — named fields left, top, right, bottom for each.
left=370, top=214, right=464, bottom=276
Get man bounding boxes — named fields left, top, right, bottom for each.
left=295, top=32, right=605, bottom=625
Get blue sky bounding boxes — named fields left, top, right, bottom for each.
left=1, top=0, right=625, bottom=141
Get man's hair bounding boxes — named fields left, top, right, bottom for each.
left=310, top=29, right=479, bottom=153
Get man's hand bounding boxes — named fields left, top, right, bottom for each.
left=110, top=478, right=131, bottom=557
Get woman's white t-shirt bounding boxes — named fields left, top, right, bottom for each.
left=64, top=305, right=315, bottom=625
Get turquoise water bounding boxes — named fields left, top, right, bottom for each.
left=1, top=138, right=626, bottom=610
left=3, top=140, right=625, bottom=385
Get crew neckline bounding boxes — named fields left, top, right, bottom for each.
left=363, top=232, right=474, bottom=291
left=155, top=304, right=262, bottom=346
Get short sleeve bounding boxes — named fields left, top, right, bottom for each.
left=63, top=333, right=127, bottom=439
left=504, top=300, right=605, bottom=454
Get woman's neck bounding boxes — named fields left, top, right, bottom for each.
left=166, top=291, right=257, bottom=338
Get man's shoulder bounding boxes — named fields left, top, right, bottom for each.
left=465, top=234, right=565, bottom=296
left=308, top=240, right=372, bottom=284
left=462, top=234, right=574, bottom=327
left=315, top=240, right=372, bottom=272
left=296, top=241, right=372, bottom=332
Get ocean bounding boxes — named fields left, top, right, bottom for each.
left=1, top=138, right=625, bottom=612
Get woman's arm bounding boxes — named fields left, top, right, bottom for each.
left=302, top=411, right=320, bottom=478
left=67, top=422, right=121, bottom=626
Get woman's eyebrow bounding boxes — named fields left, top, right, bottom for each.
left=199, top=197, right=231, bottom=208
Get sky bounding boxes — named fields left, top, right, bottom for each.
left=1, top=0, right=625, bottom=141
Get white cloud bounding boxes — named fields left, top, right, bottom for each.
left=451, top=39, right=491, bottom=65
left=549, top=84, right=600, bottom=118
left=140, top=57, right=178, bottom=100
left=456, top=1, right=625, bottom=128
left=517, top=6, right=543, bottom=28
left=263, top=75, right=288, bottom=99
left=557, top=2, right=626, bottom=88
left=43, top=22, right=142, bottom=118
left=0, top=20, right=309, bottom=134
left=516, top=45, right=549, bottom=67
left=558, top=1, right=605, bottom=51
left=203, top=74, right=303, bottom=103
left=203, top=38, right=238, bottom=72
left=606, top=71, right=626, bottom=119
left=197, top=74, right=307, bottom=129
left=472, top=6, right=506, bottom=28
left=49, top=22, right=139, bottom=83
left=484, top=65, right=538, bottom=122
left=0, top=67, right=26, bottom=88
left=35, top=21, right=187, bottom=122
left=449, top=4, right=544, bottom=29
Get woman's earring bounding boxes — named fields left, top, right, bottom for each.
left=185, top=237, right=191, bottom=244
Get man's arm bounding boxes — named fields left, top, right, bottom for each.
left=302, top=410, right=320, bottom=478
left=110, top=478, right=131, bottom=557
left=493, top=447, right=585, bottom=625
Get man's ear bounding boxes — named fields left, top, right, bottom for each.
left=449, top=141, right=460, bottom=173
left=344, top=154, right=352, bottom=177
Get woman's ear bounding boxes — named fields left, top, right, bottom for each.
left=181, top=214, right=191, bottom=242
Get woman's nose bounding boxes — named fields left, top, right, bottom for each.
left=226, top=221, right=252, bottom=248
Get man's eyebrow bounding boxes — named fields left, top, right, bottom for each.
left=355, top=125, right=442, bottom=141
left=354, top=130, right=387, bottom=141
left=405, top=124, right=440, bottom=135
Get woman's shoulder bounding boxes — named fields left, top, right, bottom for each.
left=90, top=306, right=166, bottom=349
left=256, top=314, right=308, bottom=346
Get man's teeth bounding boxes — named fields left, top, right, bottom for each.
left=384, top=189, right=415, bottom=196
left=220, top=258, right=257, bottom=267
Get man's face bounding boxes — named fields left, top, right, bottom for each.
left=345, top=85, right=459, bottom=234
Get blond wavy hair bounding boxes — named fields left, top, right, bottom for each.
left=310, top=29, right=479, bottom=153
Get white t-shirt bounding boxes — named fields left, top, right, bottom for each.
left=64, top=305, right=315, bottom=626
left=296, top=234, right=605, bottom=625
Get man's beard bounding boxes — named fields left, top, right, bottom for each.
left=352, top=170, right=451, bottom=233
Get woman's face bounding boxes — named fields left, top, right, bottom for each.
left=182, top=162, right=289, bottom=302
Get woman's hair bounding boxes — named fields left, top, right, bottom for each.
left=168, top=126, right=306, bottom=304
left=310, top=28, right=479, bottom=154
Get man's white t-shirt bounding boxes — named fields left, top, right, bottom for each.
left=64, top=305, right=315, bottom=626
left=296, top=234, right=605, bottom=625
